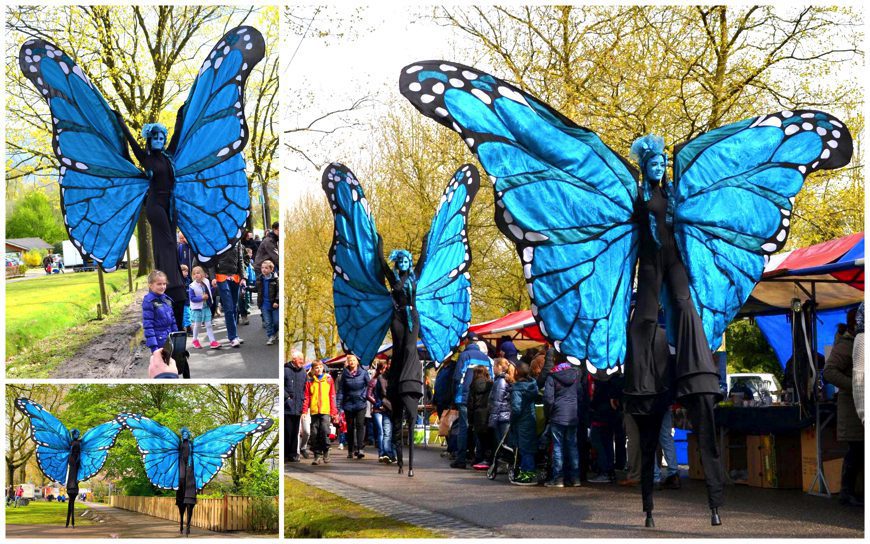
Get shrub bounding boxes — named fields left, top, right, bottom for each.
left=23, top=249, right=45, bottom=267
left=246, top=496, right=278, bottom=534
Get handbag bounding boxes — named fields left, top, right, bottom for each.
left=438, top=409, right=459, bottom=437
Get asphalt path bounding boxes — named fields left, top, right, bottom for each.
left=285, top=443, right=864, bottom=538
left=129, top=303, right=280, bottom=379
left=5, top=500, right=256, bottom=538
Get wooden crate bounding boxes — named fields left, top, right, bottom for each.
left=746, top=433, right=801, bottom=489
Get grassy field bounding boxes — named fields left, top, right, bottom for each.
left=5, top=501, right=96, bottom=525
left=6, top=271, right=145, bottom=377
left=284, top=477, right=440, bottom=538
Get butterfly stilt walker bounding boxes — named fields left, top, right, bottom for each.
left=323, top=163, right=480, bottom=476
left=401, top=60, right=853, bottom=525
left=19, top=26, right=264, bottom=333
left=117, top=413, right=273, bottom=536
left=15, top=399, right=123, bottom=529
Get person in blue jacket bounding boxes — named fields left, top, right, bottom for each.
left=142, top=270, right=177, bottom=353
left=451, top=333, right=493, bottom=469
left=336, top=354, right=369, bottom=459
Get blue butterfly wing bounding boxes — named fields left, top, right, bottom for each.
left=171, top=26, right=263, bottom=261
left=416, top=165, right=480, bottom=363
left=78, top=420, right=123, bottom=481
left=175, top=154, right=250, bottom=260
left=172, top=26, right=264, bottom=176
left=192, top=418, right=273, bottom=489
left=15, top=398, right=71, bottom=484
left=19, top=40, right=147, bottom=272
left=116, top=413, right=180, bottom=490
left=401, top=61, right=638, bottom=373
left=672, top=110, right=854, bottom=350
left=322, top=163, right=392, bottom=367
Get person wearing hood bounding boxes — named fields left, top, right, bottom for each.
left=510, top=364, right=540, bottom=485
left=451, top=334, right=493, bottom=469
left=543, top=353, right=582, bottom=487
left=497, top=335, right=519, bottom=364
left=468, top=365, right=494, bottom=469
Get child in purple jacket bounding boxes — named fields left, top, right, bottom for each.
left=142, top=270, right=177, bottom=352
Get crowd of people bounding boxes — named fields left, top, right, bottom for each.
left=143, top=222, right=280, bottom=379
left=282, top=332, right=684, bottom=490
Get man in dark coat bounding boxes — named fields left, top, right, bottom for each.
left=285, top=351, right=308, bottom=462
left=254, top=222, right=280, bottom=272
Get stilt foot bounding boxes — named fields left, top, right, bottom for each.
left=408, top=469, right=414, bottom=477
left=711, top=508, right=721, bottom=526
left=644, top=512, right=654, bottom=528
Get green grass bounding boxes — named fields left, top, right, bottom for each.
left=6, top=271, right=145, bottom=377
left=284, top=477, right=441, bottom=538
left=5, top=501, right=96, bottom=525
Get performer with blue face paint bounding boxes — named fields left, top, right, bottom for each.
left=115, top=112, right=189, bottom=330
left=624, top=135, right=725, bottom=528
left=379, top=244, right=426, bottom=477
left=176, top=426, right=197, bottom=536
left=65, top=428, right=82, bottom=528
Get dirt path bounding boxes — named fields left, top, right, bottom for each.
left=51, top=289, right=148, bottom=378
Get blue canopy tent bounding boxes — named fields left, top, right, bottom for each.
left=741, top=232, right=864, bottom=366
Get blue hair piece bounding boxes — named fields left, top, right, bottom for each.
left=388, top=249, right=413, bottom=265
left=630, top=134, right=667, bottom=171
left=141, top=122, right=168, bottom=141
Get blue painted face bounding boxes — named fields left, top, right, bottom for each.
left=150, top=132, right=166, bottom=151
left=181, top=427, right=190, bottom=440
left=645, top=155, right=665, bottom=182
left=396, top=255, right=411, bottom=272
left=71, top=429, right=80, bottom=440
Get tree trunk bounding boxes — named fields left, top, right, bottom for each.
left=261, top=180, right=272, bottom=229
left=136, top=213, right=153, bottom=276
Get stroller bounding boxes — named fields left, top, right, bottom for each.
left=487, top=422, right=551, bottom=484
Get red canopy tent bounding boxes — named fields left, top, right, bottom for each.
left=468, top=309, right=546, bottom=348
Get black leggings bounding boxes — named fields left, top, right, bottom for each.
left=285, top=414, right=302, bottom=459
left=390, top=393, right=421, bottom=469
left=636, top=394, right=724, bottom=512
left=146, top=192, right=186, bottom=329
left=66, top=495, right=77, bottom=527
left=842, top=441, right=865, bottom=497
left=344, top=409, right=366, bottom=454
left=177, top=503, right=195, bottom=533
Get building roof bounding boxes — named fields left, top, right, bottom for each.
left=6, top=238, right=54, bottom=251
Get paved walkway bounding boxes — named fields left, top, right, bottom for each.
left=5, top=501, right=254, bottom=538
left=285, top=444, right=864, bottom=538
left=287, top=470, right=499, bottom=538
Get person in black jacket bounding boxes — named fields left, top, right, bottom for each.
left=209, top=240, right=246, bottom=347
left=543, top=353, right=582, bottom=487
left=467, top=366, right=493, bottom=469
left=285, top=351, right=308, bottom=462
left=254, top=222, right=280, bottom=272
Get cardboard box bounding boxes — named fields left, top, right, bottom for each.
left=803, top=457, right=843, bottom=494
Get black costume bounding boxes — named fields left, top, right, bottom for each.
left=177, top=436, right=198, bottom=535
left=380, top=249, right=426, bottom=477
left=65, top=437, right=81, bottom=528
left=118, top=111, right=189, bottom=328
left=623, top=180, right=725, bottom=526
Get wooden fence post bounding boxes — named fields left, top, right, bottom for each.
left=222, top=495, right=229, bottom=532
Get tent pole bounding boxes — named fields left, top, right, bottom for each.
left=806, top=282, right=832, bottom=497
